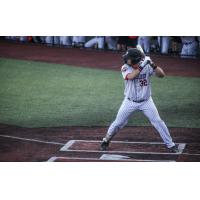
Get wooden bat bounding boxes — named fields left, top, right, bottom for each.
left=136, top=44, right=145, bottom=55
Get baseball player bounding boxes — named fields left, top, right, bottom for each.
left=100, top=48, right=179, bottom=153
left=180, top=36, right=198, bottom=58
left=158, top=36, right=171, bottom=54
left=84, top=36, right=105, bottom=49
left=137, top=36, right=151, bottom=53
left=60, top=36, right=72, bottom=46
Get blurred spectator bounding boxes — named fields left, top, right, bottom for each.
left=117, top=36, right=128, bottom=51
left=31, top=36, right=46, bottom=43
left=105, top=36, right=118, bottom=50
left=84, top=36, right=104, bottom=49
left=53, top=36, right=60, bottom=45
left=180, top=36, right=198, bottom=58
left=32, top=36, right=43, bottom=43
left=157, top=36, right=171, bottom=54
left=137, top=36, right=151, bottom=53
left=45, top=36, right=54, bottom=45
left=72, top=36, right=86, bottom=47
left=19, top=36, right=28, bottom=42
left=60, top=36, right=72, bottom=46
left=171, top=37, right=181, bottom=54
left=39, top=36, right=46, bottom=43
left=127, top=36, right=138, bottom=48
left=5, top=36, right=17, bottom=40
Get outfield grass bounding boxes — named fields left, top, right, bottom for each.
left=0, top=58, right=200, bottom=128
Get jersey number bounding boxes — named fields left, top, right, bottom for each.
left=139, top=79, right=147, bottom=86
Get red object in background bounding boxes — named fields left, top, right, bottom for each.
left=127, top=36, right=138, bottom=48
left=28, top=36, right=32, bottom=42
left=128, top=36, right=138, bottom=39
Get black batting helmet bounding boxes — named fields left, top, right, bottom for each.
left=122, top=48, right=144, bottom=65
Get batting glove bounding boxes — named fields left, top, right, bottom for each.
left=138, top=56, right=151, bottom=71
left=146, top=56, right=157, bottom=69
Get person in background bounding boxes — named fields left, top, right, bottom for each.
left=45, top=36, right=54, bottom=45
left=157, top=36, right=171, bottom=54
left=171, top=37, right=181, bottom=54
left=32, top=36, right=43, bottom=43
left=180, top=36, right=198, bottom=58
left=72, top=36, right=86, bottom=47
left=105, top=36, right=118, bottom=50
left=137, top=36, right=151, bottom=54
left=53, top=36, right=60, bottom=46
left=127, top=36, right=138, bottom=48
left=5, top=36, right=17, bottom=41
left=117, top=36, right=128, bottom=51
left=39, top=36, right=46, bottom=43
left=19, top=36, right=28, bottom=43
left=60, top=36, right=72, bottom=46
left=84, top=36, right=104, bottom=49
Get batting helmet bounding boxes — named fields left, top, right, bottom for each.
left=122, top=48, right=144, bottom=65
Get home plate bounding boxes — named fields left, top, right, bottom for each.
left=100, top=154, right=130, bottom=160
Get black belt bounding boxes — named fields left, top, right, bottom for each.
left=128, top=98, right=145, bottom=103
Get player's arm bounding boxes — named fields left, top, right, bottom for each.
left=154, top=66, right=165, bottom=78
left=126, top=68, right=140, bottom=80
left=148, top=57, right=165, bottom=78
left=125, top=58, right=149, bottom=80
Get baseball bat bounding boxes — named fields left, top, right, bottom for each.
left=136, top=44, right=145, bottom=55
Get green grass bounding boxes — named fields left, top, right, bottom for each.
left=0, top=58, right=200, bottom=128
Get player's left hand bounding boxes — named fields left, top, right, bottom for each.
left=146, top=56, right=158, bottom=69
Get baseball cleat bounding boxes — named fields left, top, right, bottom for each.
left=100, top=138, right=110, bottom=151
left=168, top=145, right=179, bottom=153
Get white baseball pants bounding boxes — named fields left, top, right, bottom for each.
left=60, top=36, right=72, bottom=46
left=84, top=37, right=104, bottom=49
left=107, top=97, right=175, bottom=148
left=137, top=36, right=151, bottom=53
left=158, top=36, right=171, bottom=54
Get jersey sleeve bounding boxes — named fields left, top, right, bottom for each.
left=121, top=65, right=133, bottom=80
left=147, top=64, right=155, bottom=76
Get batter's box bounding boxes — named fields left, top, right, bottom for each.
left=60, top=140, right=186, bottom=155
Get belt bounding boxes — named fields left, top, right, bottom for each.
left=128, top=97, right=145, bottom=103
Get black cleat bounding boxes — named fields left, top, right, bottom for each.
left=100, top=139, right=110, bottom=151
left=168, top=145, right=179, bottom=153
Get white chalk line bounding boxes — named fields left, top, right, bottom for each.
left=182, top=153, right=200, bottom=156
left=60, top=140, right=186, bottom=155
left=100, top=154, right=130, bottom=160
left=178, top=143, right=186, bottom=154
left=47, top=156, right=175, bottom=162
left=0, top=134, right=65, bottom=146
left=72, top=139, right=168, bottom=145
left=60, top=148, right=182, bottom=155
left=47, top=156, right=58, bottom=162
left=99, top=154, right=175, bottom=162
left=60, top=140, right=76, bottom=151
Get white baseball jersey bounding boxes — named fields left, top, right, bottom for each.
left=105, top=62, right=175, bottom=148
left=181, top=36, right=198, bottom=58
left=121, top=63, right=154, bottom=102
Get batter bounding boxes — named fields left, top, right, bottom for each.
left=100, top=48, right=179, bottom=153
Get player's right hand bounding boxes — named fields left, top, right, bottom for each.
left=138, top=56, right=151, bottom=71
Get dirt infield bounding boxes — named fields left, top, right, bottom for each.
left=0, top=124, right=200, bottom=162
left=0, top=40, right=200, bottom=162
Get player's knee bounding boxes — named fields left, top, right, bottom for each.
left=113, top=119, right=126, bottom=129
